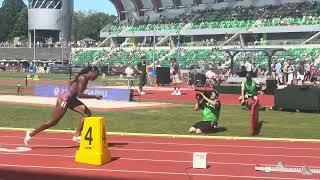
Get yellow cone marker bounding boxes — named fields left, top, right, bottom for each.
left=75, top=117, right=111, bottom=165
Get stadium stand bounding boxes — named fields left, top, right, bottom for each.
left=91, top=0, right=320, bottom=75
left=258, top=2, right=320, bottom=27
left=190, top=6, right=263, bottom=29
left=101, top=1, right=320, bottom=35
left=72, top=48, right=170, bottom=67
left=70, top=47, right=320, bottom=70
left=2, top=0, right=318, bottom=79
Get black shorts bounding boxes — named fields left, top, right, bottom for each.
left=139, top=74, right=147, bottom=86
left=59, top=97, right=85, bottom=109
left=192, top=121, right=217, bottom=132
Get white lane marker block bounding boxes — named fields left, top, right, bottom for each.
left=193, top=152, right=208, bottom=169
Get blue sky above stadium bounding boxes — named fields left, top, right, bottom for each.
left=0, top=0, right=117, bottom=15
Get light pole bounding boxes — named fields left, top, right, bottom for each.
left=177, top=27, right=181, bottom=62
left=33, top=29, right=35, bottom=62
left=59, top=32, right=64, bottom=66
left=153, top=26, right=156, bottom=70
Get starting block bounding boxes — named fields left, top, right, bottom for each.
left=255, top=161, right=320, bottom=176
left=75, top=117, right=111, bottom=165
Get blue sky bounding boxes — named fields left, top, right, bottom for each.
left=0, top=0, right=117, bottom=15
left=74, top=0, right=117, bottom=15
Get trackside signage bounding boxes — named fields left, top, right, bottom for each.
left=34, top=84, right=131, bottom=101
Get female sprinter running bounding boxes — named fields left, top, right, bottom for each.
left=24, top=66, right=102, bottom=145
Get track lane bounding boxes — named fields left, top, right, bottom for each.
left=0, top=130, right=319, bottom=179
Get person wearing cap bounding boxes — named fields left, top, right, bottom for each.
left=135, top=55, right=147, bottom=95
left=189, top=90, right=221, bottom=134
left=239, top=73, right=258, bottom=106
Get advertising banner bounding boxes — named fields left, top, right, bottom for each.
left=34, top=84, right=131, bottom=101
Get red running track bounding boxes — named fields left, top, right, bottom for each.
left=0, top=130, right=319, bottom=180
left=139, top=89, right=274, bottom=107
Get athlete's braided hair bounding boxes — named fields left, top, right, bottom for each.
left=71, top=66, right=99, bottom=83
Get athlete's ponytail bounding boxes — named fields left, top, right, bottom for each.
left=71, top=66, right=100, bottom=83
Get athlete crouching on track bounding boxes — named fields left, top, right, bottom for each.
left=24, top=66, right=102, bottom=145
left=189, top=90, right=221, bottom=134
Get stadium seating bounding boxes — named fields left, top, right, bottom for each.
left=101, top=1, right=320, bottom=35
left=73, top=1, right=320, bottom=76
left=128, top=23, right=184, bottom=31
left=239, top=48, right=320, bottom=69
left=190, top=6, right=264, bottom=29
left=71, top=48, right=320, bottom=70
left=72, top=48, right=170, bottom=67
left=72, top=49, right=106, bottom=66
left=164, top=49, right=225, bottom=68
left=258, top=2, right=320, bottom=27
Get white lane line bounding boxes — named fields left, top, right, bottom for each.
left=0, top=163, right=318, bottom=180
left=0, top=142, right=78, bottom=148
left=110, top=147, right=320, bottom=159
left=1, top=135, right=319, bottom=151
left=1, top=127, right=320, bottom=142
left=0, top=152, right=73, bottom=158
left=1, top=151, right=319, bottom=169
left=108, top=140, right=320, bottom=151
left=0, top=142, right=320, bottom=160
left=0, top=151, right=256, bottom=166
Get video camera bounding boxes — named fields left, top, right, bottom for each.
left=195, top=87, right=214, bottom=101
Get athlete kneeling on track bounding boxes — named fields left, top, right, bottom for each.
left=189, top=90, right=221, bottom=134
left=24, top=66, right=103, bottom=145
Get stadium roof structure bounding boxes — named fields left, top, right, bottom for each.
left=221, top=48, right=286, bottom=75
left=109, top=0, right=201, bottom=20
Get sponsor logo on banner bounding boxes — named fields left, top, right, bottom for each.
left=54, top=87, right=60, bottom=96
left=34, top=84, right=130, bottom=101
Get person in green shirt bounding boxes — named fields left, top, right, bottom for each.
left=135, top=55, right=147, bottom=95
left=189, top=90, right=221, bottom=134
left=239, top=73, right=258, bottom=106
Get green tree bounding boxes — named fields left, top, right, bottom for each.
left=72, top=10, right=116, bottom=41
left=0, top=10, right=6, bottom=41
left=0, top=0, right=26, bottom=41
left=72, top=11, right=86, bottom=41
left=9, top=7, right=28, bottom=41
left=1, top=0, right=26, bottom=17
